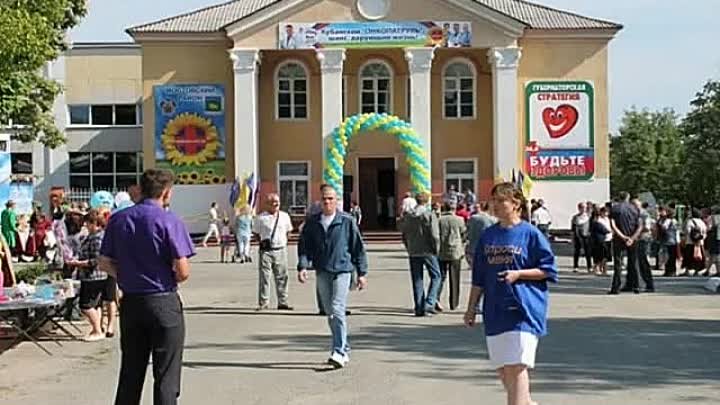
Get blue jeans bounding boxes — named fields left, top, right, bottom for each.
left=316, top=271, right=352, bottom=356
left=409, top=256, right=441, bottom=315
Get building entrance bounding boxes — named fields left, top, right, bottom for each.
left=358, top=157, right=396, bottom=230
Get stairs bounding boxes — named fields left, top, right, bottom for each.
left=195, top=231, right=403, bottom=246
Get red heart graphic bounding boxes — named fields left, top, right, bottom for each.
left=542, top=104, right=578, bottom=139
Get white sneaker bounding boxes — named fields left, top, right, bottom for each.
left=327, top=351, right=347, bottom=368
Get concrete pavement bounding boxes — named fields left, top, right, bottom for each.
left=1, top=244, right=718, bottom=405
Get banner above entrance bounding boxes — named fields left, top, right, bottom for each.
left=278, top=21, right=472, bottom=49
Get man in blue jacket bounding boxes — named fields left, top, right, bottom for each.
left=298, top=184, right=368, bottom=368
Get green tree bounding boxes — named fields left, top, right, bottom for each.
left=681, top=80, right=720, bottom=206
left=0, top=0, right=87, bottom=148
left=610, top=109, right=685, bottom=202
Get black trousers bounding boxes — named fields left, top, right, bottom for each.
left=611, top=240, right=639, bottom=292
left=573, top=236, right=592, bottom=269
left=437, top=259, right=461, bottom=310
left=637, top=240, right=655, bottom=290
left=115, top=292, right=185, bottom=405
left=663, top=244, right=678, bottom=276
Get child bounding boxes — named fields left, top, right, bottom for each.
left=464, top=182, right=557, bottom=405
left=13, top=215, right=37, bottom=262
left=220, top=218, right=234, bottom=263
left=66, top=209, right=107, bottom=342
left=235, top=206, right=253, bottom=264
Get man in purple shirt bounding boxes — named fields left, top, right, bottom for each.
left=99, top=169, right=195, bottom=405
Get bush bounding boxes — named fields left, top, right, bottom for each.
left=14, top=263, right=50, bottom=284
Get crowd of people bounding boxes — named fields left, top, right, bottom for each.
left=570, top=192, right=720, bottom=294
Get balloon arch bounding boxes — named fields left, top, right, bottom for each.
left=322, top=113, right=431, bottom=197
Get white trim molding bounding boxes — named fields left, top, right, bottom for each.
left=225, top=0, right=321, bottom=40
left=404, top=47, right=435, bottom=177
left=487, top=46, right=521, bottom=181
left=229, top=48, right=261, bottom=180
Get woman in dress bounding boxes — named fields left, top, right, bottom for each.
left=464, top=182, right=557, bottom=405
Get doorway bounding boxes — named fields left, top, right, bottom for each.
left=358, top=157, right=396, bottom=230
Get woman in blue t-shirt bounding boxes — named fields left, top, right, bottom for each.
left=464, top=182, right=558, bottom=405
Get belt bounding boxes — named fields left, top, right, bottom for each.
left=122, top=291, right=177, bottom=298
left=261, top=246, right=286, bottom=251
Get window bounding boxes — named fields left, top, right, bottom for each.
left=11, top=153, right=32, bottom=174
left=69, top=152, right=143, bottom=191
left=443, top=61, right=475, bottom=119
left=359, top=61, right=392, bottom=114
left=67, top=104, right=141, bottom=126
left=91, top=105, right=113, bottom=125
left=115, top=104, right=138, bottom=125
left=276, top=62, right=308, bottom=119
left=278, top=162, right=309, bottom=211
left=69, top=105, right=90, bottom=125
left=444, top=160, right=476, bottom=194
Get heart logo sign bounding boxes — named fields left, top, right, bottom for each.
left=542, top=104, right=578, bottom=139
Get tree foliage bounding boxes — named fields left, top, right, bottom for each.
left=681, top=80, right=720, bottom=206
left=0, top=0, right=87, bottom=148
left=610, top=109, right=684, bottom=203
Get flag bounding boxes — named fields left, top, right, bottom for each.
left=519, top=170, right=533, bottom=197
left=229, top=178, right=240, bottom=207
left=245, top=172, right=259, bottom=209
left=511, top=169, right=517, bottom=185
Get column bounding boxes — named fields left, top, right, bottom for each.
left=229, top=48, right=261, bottom=179
left=315, top=48, right=346, bottom=163
left=487, top=46, right=522, bottom=181
left=404, top=47, right=435, bottom=176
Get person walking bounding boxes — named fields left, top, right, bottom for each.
left=297, top=184, right=368, bottom=368
left=531, top=199, right=552, bottom=238
left=252, top=194, right=294, bottom=311
left=463, top=182, right=557, bottom=405
left=201, top=202, right=220, bottom=247
left=571, top=202, right=592, bottom=273
left=608, top=192, right=642, bottom=294
left=400, top=192, right=417, bottom=217
left=349, top=200, right=362, bottom=228
left=399, top=192, right=441, bottom=317
left=437, top=202, right=466, bottom=311
left=234, top=206, right=253, bottom=264
left=466, top=202, right=497, bottom=267
left=658, top=207, right=679, bottom=277
left=99, top=169, right=195, bottom=405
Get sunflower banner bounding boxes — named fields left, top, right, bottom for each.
left=154, top=84, right=227, bottom=185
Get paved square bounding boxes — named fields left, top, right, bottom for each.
left=1, top=244, right=718, bottom=405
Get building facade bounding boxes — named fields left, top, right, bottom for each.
left=16, top=0, right=622, bottom=233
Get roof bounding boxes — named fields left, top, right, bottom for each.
left=127, top=0, right=622, bottom=34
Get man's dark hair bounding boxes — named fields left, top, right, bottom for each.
left=211, top=202, right=217, bottom=208
left=140, top=169, right=175, bottom=199
left=641, top=202, right=649, bottom=209
left=617, top=191, right=630, bottom=201
left=319, top=183, right=336, bottom=194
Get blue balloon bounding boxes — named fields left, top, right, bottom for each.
left=90, top=191, right=114, bottom=209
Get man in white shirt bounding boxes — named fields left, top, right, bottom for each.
left=401, top=192, right=417, bottom=217
left=252, top=193, right=294, bottom=310
left=531, top=199, right=553, bottom=238
left=280, top=24, right=298, bottom=49
left=201, top=202, right=220, bottom=247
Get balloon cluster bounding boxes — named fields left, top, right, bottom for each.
left=323, top=113, right=430, bottom=195
left=90, top=190, right=134, bottom=215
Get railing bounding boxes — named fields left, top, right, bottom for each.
left=65, top=188, right=128, bottom=204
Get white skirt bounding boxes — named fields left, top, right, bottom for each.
left=486, top=331, right=539, bottom=369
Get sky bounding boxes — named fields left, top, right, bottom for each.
left=70, top=0, right=720, bottom=133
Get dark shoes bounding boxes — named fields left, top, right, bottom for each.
left=607, top=290, right=619, bottom=295
left=277, top=304, right=294, bottom=311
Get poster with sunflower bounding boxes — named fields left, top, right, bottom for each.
left=154, top=84, right=226, bottom=185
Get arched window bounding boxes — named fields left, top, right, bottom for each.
left=443, top=60, right=475, bottom=119
left=359, top=61, right=392, bottom=114
left=276, top=61, right=308, bottom=119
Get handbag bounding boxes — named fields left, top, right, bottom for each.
left=259, top=214, right=280, bottom=251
